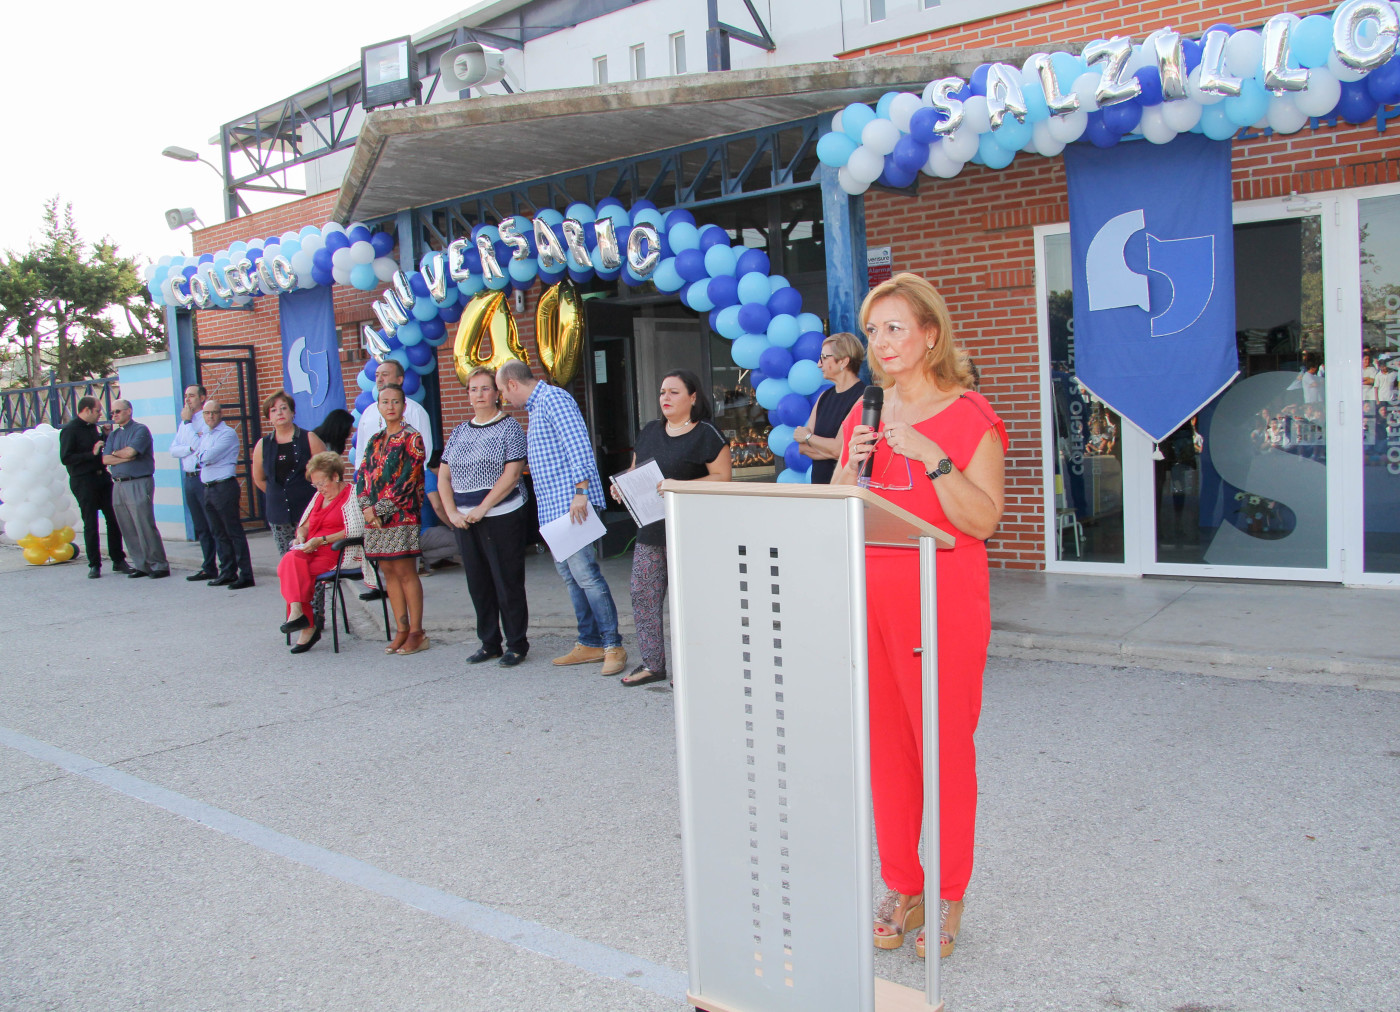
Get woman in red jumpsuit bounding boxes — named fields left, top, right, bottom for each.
left=277, top=451, right=356, bottom=654
left=834, top=273, right=1007, bottom=960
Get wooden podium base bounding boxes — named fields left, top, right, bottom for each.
left=688, top=977, right=942, bottom=1012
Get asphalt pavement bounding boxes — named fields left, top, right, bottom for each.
left=0, top=542, right=1397, bottom=1011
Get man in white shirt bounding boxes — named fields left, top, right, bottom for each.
left=353, top=358, right=434, bottom=600
left=1375, top=359, right=1397, bottom=404
left=167, top=384, right=217, bottom=580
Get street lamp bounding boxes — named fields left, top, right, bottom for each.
left=162, top=145, right=224, bottom=181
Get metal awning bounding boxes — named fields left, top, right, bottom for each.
left=334, top=49, right=1039, bottom=222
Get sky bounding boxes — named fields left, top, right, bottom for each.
left=3, top=4, right=441, bottom=267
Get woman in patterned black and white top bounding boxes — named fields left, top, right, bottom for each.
left=438, top=366, right=532, bottom=667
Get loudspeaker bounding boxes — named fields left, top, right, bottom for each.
left=439, top=42, right=507, bottom=91
left=165, top=208, right=199, bottom=231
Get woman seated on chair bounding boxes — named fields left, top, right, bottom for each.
left=277, top=451, right=362, bottom=654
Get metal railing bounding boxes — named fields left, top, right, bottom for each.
left=0, top=373, right=119, bottom=434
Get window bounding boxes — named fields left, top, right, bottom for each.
left=593, top=56, right=608, bottom=84
left=630, top=44, right=646, bottom=80
left=868, top=0, right=886, bottom=22
left=670, top=32, right=687, bottom=75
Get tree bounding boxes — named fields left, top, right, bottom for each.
left=0, top=198, right=162, bottom=387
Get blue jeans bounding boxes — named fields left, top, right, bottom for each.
left=554, top=543, right=621, bottom=648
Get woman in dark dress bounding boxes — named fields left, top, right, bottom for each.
left=609, top=370, right=731, bottom=686
left=313, top=408, right=356, bottom=457
left=252, top=390, right=326, bottom=554
left=793, top=332, right=866, bottom=484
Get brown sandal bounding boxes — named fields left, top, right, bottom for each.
left=396, top=631, right=430, bottom=655
left=873, top=890, right=924, bottom=950
left=915, top=899, right=963, bottom=959
left=386, top=629, right=410, bottom=654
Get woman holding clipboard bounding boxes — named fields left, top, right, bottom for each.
left=610, top=369, right=731, bottom=686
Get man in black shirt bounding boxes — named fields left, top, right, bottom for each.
left=59, top=396, right=129, bottom=579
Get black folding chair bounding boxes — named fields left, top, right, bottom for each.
left=313, top=536, right=390, bottom=652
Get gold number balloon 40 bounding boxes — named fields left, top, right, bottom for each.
left=453, top=290, right=530, bottom=386
left=535, top=282, right=585, bottom=387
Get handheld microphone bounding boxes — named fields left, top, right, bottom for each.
left=859, top=386, right=884, bottom=481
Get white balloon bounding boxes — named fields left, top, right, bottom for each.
left=1139, top=105, right=1179, bottom=144
left=962, top=95, right=993, bottom=133
left=1071, top=72, right=1103, bottom=113
left=1161, top=99, right=1204, bottom=132
left=1294, top=67, right=1342, bottom=116
left=925, top=142, right=965, bottom=178
left=300, top=233, right=325, bottom=255
left=331, top=264, right=353, bottom=287
left=1046, top=110, right=1089, bottom=143
left=1327, top=49, right=1367, bottom=83
left=1224, top=29, right=1264, bottom=78
left=1031, top=119, right=1067, bottom=157
left=321, top=221, right=346, bottom=237
left=1186, top=66, right=1226, bottom=105
left=331, top=247, right=353, bottom=271
left=1267, top=93, right=1310, bottom=133
left=889, top=92, right=924, bottom=131
left=372, top=257, right=399, bottom=282
left=845, top=145, right=885, bottom=184
left=836, top=166, right=870, bottom=195
left=831, top=110, right=844, bottom=134
left=861, top=118, right=901, bottom=156
left=350, top=241, right=376, bottom=265
left=29, top=517, right=53, bottom=539
left=941, top=126, right=981, bottom=162
left=5, top=519, right=31, bottom=541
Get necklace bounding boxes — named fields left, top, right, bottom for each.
left=471, top=411, right=504, bottom=426
left=666, top=419, right=693, bottom=434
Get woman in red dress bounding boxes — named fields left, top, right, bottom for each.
left=357, top=384, right=428, bottom=655
left=277, top=451, right=356, bottom=654
left=834, top=273, right=1007, bottom=960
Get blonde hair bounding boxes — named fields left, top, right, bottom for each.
left=822, top=332, right=865, bottom=375
left=305, top=451, right=346, bottom=482
left=465, top=366, right=498, bottom=388
left=859, top=272, right=974, bottom=391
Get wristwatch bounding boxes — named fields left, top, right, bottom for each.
left=926, top=457, right=953, bottom=481
left=801, top=430, right=812, bottom=444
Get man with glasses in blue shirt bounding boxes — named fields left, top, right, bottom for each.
left=196, top=400, right=255, bottom=589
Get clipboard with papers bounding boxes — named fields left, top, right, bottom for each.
left=608, top=458, right=667, bottom=528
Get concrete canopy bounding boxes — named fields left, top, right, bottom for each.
left=334, top=49, right=1042, bottom=222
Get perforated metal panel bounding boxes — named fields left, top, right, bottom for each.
left=668, top=491, right=874, bottom=1012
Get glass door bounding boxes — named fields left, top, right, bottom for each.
left=1356, top=191, right=1400, bottom=581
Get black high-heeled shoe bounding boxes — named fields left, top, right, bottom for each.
left=289, top=626, right=322, bottom=654
left=280, top=614, right=311, bottom=635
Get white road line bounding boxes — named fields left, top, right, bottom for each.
left=0, top=725, right=689, bottom=1004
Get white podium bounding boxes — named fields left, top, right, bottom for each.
left=663, top=481, right=954, bottom=1012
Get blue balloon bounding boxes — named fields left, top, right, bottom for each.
left=396, top=321, right=424, bottom=347
left=363, top=359, right=380, bottom=379
left=708, top=274, right=739, bottom=308
left=766, top=314, right=799, bottom=348
left=1204, top=22, right=1236, bottom=36
left=767, top=423, right=795, bottom=454
left=1023, top=81, right=1050, bottom=122
left=792, top=330, right=825, bottom=362
left=312, top=248, right=333, bottom=272
left=663, top=208, right=695, bottom=229
left=1199, top=104, right=1237, bottom=141
left=783, top=442, right=812, bottom=473
left=776, top=391, right=809, bottom=427
left=796, top=313, right=823, bottom=335
left=628, top=199, right=657, bottom=223
left=737, top=272, right=771, bottom=305
left=685, top=280, right=715, bottom=312
left=1182, top=37, right=1203, bottom=73
left=324, top=231, right=350, bottom=252
left=311, top=265, right=334, bottom=287
left=816, top=131, right=858, bottom=167
left=969, top=64, right=990, bottom=96
left=1100, top=98, right=1141, bottom=135
left=405, top=343, right=434, bottom=370
left=457, top=276, right=485, bottom=299
left=1367, top=55, right=1400, bottom=104
left=734, top=248, right=770, bottom=277
left=1082, top=111, right=1123, bottom=148
left=878, top=156, right=919, bottom=189
left=768, top=409, right=784, bottom=428
left=356, top=371, right=374, bottom=394
left=776, top=468, right=809, bottom=484
left=749, top=368, right=769, bottom=390
left=841, top=103, right=876, bottom=142
left=567, top=266, right=593, bottom=286
left=875, top=92, right=899, bottom=119
left=768, top=274, right=790, bottom=291
left=438, top=302, right=463, bottom=324
left=421, top=318, right=447, bottom=345
left=537, top=265, right=566, bottom=287
left=347, top=225, right=371, bottom=244
left=697, top=224, right=729, bottom=251
left=908, top=106, right=944, bottom=144
left=756, top=378, right=792, bottom=410
left=412, top=298, right=438, bottom=322
left=1293, top=14, right=1334, bottom=69
left=433, top=287, right=460, bottom=309
left=738, top=303, right=771, bottom=335
left=401, top=366, right=425, bottom=393
left=715, top=305, right=744, bottom=340
left=1135, top=66, right=1164, bottom=106
left=892, top=134, right=931, bottom=173
left=1050, top=52, right=1082, bottom=92
left=731, top=334, right=770, bottom=370
left=787, top=359, right=824, bottom=395
left=652, top=258, right=685, bottom=293
left=992, top=114, right=1033, bottom=152
left=370, top=232, right=395, bottom=257
left=759, top=346, right=794, bottom=378
left=1336, top=78, right=1379, bottom=125
left=564, top=202, right=596, bottom=224
left=704, top=244, right=738, bottom=277
left=350, top=263, right=377, bottom=291
left=975, top=130, right=1017, bottom=166
left=355, top=389, right=374, bottom=412
left=387, top=348, right=411, bottom=373
left=675, top=248, right=708, bottom=283
left=509, top=258, right=540, bottom=285
left=768, top=287, right=802, bottom=318
left=668, top=222, right=701, bottom=251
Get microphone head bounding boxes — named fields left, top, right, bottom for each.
left=861, top=386, right=884, bottom=427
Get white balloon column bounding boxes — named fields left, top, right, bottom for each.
left=0, top=426, right=80, bottom=565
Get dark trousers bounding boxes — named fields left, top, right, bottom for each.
left=453, top=507, right=530, bottom=655
left=201, top=478, right=253, bottom=582
left=182, top=470, right=217, bottom=572
left=69, top=473, right=124, bottom=569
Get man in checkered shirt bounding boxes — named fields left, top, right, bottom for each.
left=497, top=360, right=627, bottom=676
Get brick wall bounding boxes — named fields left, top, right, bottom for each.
left=849, top=0, right=1400, bottom=568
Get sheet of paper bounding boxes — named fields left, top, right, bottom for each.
left=538, top=503, right=607, bottom=563
left=611, top=459, right=667, bottom=527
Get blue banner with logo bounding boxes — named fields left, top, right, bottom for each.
left=279, top=286, right=344, bottom=430
left=1064, top=134, right=1238, bottom=443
